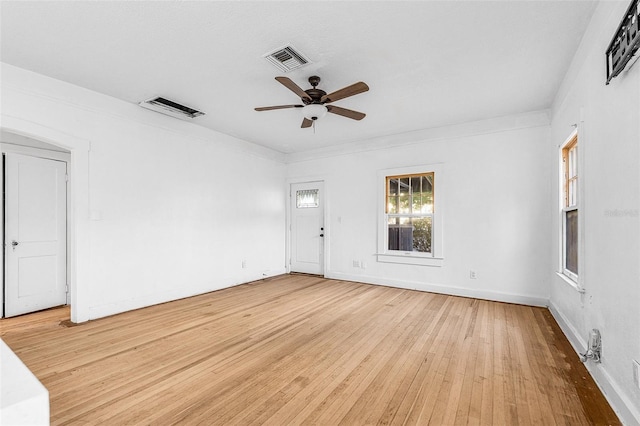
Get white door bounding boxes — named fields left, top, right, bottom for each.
left=4, top=153, right=67, bottom=317
left=290, top=181, right=324, bottom=275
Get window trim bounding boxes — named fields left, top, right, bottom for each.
left=377, top=164, right=444, bottom=267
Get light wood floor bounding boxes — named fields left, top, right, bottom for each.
left=1, top=275, right=619, bottom=425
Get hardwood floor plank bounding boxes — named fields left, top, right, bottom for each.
left=0, top=275, right=620, bottom=425
left=325, top=293, right=434, bottom=425
left=350, top=295, right=444, bottom=425
left=425, top=297, right=476, bottom=425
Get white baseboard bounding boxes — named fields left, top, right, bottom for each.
left=325, top=271, right=548, bottom=307
left=87, top=268, right=287, bottom=321
left=547, top=301, right=586, bottom=354
left=549, top=301, right=640, bottom=426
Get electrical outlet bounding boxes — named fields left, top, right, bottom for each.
left=361, top=261, right=367, bottom=269
left=241, top=260, right=247, bottom=269
left=353, top=260, right=360, bottom=268
left=469, top=270, right=477, bottom=279
left=633, top=360, right=640, bottom=390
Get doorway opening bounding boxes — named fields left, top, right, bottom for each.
left=1, top=130, right=71, bottom=320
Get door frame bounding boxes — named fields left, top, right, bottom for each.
left=1, top=116, right=91, bottom=323
left=3, top=150, right=70, bottom=316
left=285, top=177, right=329, bottom=276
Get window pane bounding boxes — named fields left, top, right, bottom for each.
left=411, top=177, right=421, bottom=213
left=563, top=141, right=578, bottom=208
left=412, top=192, right=422, bottom=213
left=389, top=218, right=400, bottom=250
left=387, top=178, right=398, bottom=214
left=565, top=210, right=578, bottom=274
left=296, top=189, right=319, bottom=208
left=388, top=196, right=398, bottom=214
left=569, top=146, right=577, bottom=177
left=387, top=216, right=432, bottom=253
left=412, top=217, right=432, bottom=253
left=568, top=178, right=577, bottom=206
left=399, top=178, right=410, bottom=214
left=399, top=194, right=410, bottom=214
left=399, top=178, right=409, bottom=195
left=388, top=178, right=398, bottom=196
left=388, top=217, right=411, bottom=251
left=399, top=224, right=413, bottom=251
left=420, top=175, right=433, bottom=214
left=422, top=174, right=433, bottom=192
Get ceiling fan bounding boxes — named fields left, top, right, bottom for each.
left=255, top=76, right=369, bottom=128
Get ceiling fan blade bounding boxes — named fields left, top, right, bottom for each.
left=326, top=105, right=366, bottom=120
left=321, top=82, right=369, bottom=103
left=275, top=77, right=312, bottom=101
left=255, top=104, right=303, bottom=111
left=301, top=118, right=313, bottom=128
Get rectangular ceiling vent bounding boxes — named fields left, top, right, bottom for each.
left=139, top=97, right=205, bottom=120
left=263, top=45, right=311, bottom=72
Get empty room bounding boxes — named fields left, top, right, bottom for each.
left=0, top=1, right=639, bottom=425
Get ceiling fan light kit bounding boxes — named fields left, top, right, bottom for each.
left=302, top=104, right=328, bottom=121
left=255, top=75, right=369, bottom=128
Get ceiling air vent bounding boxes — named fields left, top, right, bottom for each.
left=139, top=97, right=205, bottom=120
left=263, top=45, right=311, bottom=72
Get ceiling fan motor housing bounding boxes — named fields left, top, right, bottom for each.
left=302, top=76, right=326, bottom=106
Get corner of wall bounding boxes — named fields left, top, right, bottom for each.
left=549, top=301, right=640, bottom=425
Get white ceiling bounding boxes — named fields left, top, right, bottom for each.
left=0, top=1, right=598, bottom=154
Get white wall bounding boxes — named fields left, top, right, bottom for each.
left=1, top=63, right=287, bottom=322
left=548, top=2, right=640, bottom=424
left=287, top=112, right=552, bottom=306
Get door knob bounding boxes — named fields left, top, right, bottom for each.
left=320, top=234, right=324, bottom=237
left=11, top=240, right=19, bottom=247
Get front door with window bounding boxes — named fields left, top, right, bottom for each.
left=4, top=153, right=67, bottom=317
left=290, top=181, right=324, bottom=275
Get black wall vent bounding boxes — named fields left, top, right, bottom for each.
left=606, top=0, right=640, bottom=84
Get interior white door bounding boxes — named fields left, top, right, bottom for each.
left=290, top=181, right=324, bottom=275
left=4, top=153, right=67, bottom=317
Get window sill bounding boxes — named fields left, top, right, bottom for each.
left=377, top=253, right=444, bottom=267
left=556, top=272, right=585, bottom=293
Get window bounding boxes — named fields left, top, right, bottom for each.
left=561, top=133, right=578, bottom=281
left=296, top=189, right=319, bottom=208
left=386, top=173, right=434, bottom=253
left=377, top=164, right=443, bottom=267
